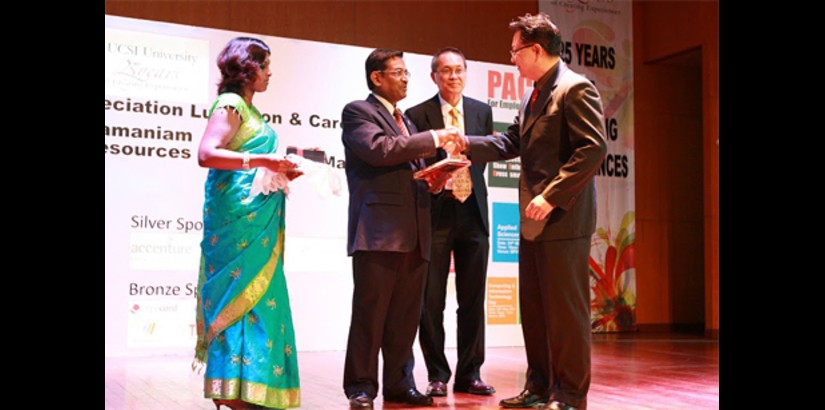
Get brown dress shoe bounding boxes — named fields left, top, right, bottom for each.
left=426, top=380, right=448, bottom=397
left=454, top=379, right=496, bottom=395
left=348, top=392, right=373, bottom=409
left=499, top=389, right=549, bottom=408
left=384, top=388, right=434, bottom=406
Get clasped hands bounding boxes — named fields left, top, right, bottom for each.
left=421, top=126, right=469, bottom=193
left=434, top=126, right=467, bottom=156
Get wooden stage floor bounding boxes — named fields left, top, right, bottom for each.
left=105, top=332, right=718, bottom=409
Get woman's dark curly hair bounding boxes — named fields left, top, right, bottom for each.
left=216, top=37, right=271, bottom=95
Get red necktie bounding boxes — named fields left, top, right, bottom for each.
left=528, top=86, right=540, bottom=112
left=393, top=108, right=410, bottom=137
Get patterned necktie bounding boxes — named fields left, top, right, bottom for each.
left=395, top=108, right=422, bottom=171
left=393, top=108, right=410, bottom=137
left=448, top=107, right=472, bottom=203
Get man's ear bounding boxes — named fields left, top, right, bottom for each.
left=370, top=71, right=382, bottom=89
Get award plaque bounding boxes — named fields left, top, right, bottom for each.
left=413, top=157, right=471, bottom=180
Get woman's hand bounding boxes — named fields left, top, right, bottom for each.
left=263, top=154, right=300, bottom=173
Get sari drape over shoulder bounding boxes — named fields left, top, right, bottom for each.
left=194, top=93, right=300, bottom=409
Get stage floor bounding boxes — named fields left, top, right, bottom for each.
left=105, top=332, right=718, bottom=409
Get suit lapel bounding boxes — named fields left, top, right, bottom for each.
left=426, top=96, right=446, bottom=130
left=462, top=99, right=484, bottom=192
left=424, top=96, right=448, bottom=163
left=521, top=85, right=552, bottom=136
left=366, top=94, right=423, bottom=171
left=464, top=99, right=482, bottom=135
left=367, top=94, right=404, bottom=136
left=405, top=117, right=426, bottom=171
left=518, top=91, right=530, bottom=130
left=521, top=62, right=566, bottom=137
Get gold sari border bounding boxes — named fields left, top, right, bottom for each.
left=205, top=376, right=300, bottom=408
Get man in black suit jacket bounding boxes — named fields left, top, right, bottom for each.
left=464, top=14, right=608, bottom=410
left=405, top=47, right=496, bottom=398
left=340, top=48, right=465, bottom=409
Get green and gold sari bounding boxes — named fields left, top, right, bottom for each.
left=194, top=93, right=300, bottom=409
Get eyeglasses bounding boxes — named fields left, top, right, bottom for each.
left=378, top=69, right=411, bottom=78
left=436, top=67, right=466, bottom=77
left=509, top=43, right=536, bottom=58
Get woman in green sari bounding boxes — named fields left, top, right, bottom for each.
left=194, top=37, right=301, bottom=410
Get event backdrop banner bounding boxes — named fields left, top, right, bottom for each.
left=105, top=6, right=634, bottom=357
left=104, top=15, right=527, bottom=357
left=539, top=0, right=637, bottom=332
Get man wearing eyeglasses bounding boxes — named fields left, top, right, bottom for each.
left=341, top=48, right=466, bottom=409
left=463, top=13, right=607, bottom=410
left=404, top=47, right=496, bottom=399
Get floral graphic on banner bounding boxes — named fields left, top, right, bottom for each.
left=589, top=211, right=636, bottom=332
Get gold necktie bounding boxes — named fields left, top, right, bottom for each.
left=449, top=107, right=472, bottom=203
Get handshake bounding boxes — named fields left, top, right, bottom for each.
left=415, top=126, right=471, bottom=193
left=433, top=126, right=467, bottom=155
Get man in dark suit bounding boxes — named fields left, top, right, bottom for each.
left=340, top=48, right=465, bottom=409
left=463, top=13, right=607, bottom=410
left=405, top=47, right=496, bottom=398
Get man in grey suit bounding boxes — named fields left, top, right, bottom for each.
left=340, top=48, right=465, bottom=409
left=405, top=47, right=496, bottom=398
left=463, top=13, right=607, bottom=410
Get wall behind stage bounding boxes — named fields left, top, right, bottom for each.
left=104, top=15, right=527, bottom=357
left=103, top=0, right=538, bottom=67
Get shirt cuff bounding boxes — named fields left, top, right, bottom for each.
left=429, top=130, right=439, bottom=147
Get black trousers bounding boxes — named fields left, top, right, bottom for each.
left=519, top=236, right=592, bottom=410
left=419, top=194, right=489, bottom=384
left=343, top=249, right=428, bottom=399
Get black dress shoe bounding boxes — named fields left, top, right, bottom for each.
left=537, top=400, right=578, bottom=410
left=384, top=388, right=434, bottom=406
left=348, top=392, right=373, bottom=409
left=499, top=389, right=549, bottom=408
left=454, top=379, right=496, bottom=395
left=426, top=380, right=448, bottom=397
